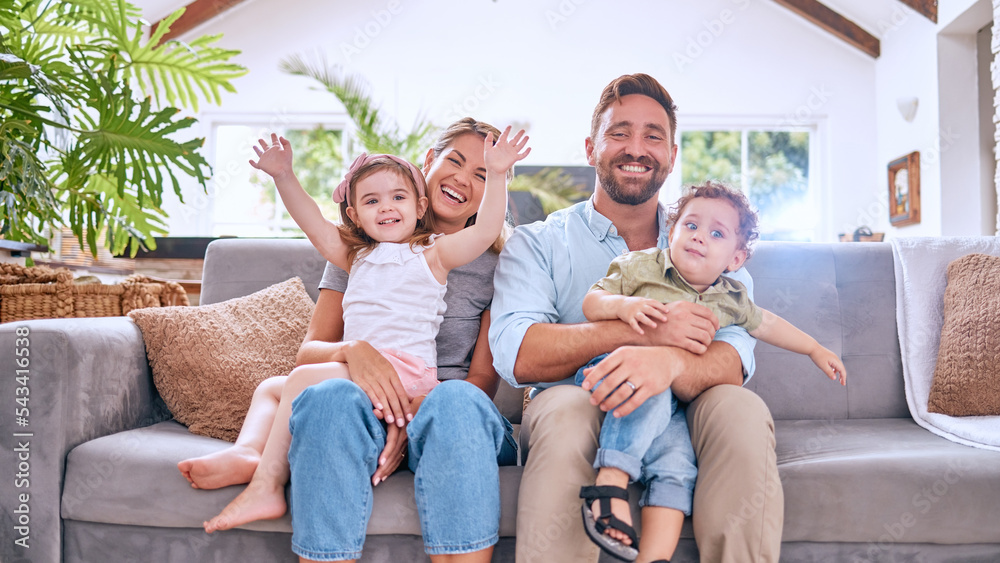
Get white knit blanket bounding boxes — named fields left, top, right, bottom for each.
left=891, top=237, right=1000, bottom=451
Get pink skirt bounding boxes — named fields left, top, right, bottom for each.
left=379, top=349, right=439, bottom=400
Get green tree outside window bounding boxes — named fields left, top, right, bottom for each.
left=681, top=129, right=813, bottom=241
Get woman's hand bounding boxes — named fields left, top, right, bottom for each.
left=343, top=340, right=412, bottom=426
left=372, top=395, right=425, bottom=485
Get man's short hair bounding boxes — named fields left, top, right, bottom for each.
left=590, top=73, right=678, bottom=146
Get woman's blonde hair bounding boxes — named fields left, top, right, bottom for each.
left=428, top=117, right=513, bottom=254
left=338, top=156, right=438, bottom=265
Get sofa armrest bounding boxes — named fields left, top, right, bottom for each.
left=0, top=317, right=170, bottom=563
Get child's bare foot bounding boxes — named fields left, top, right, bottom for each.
left=203, top=480, right=286, bottom=533
left=592, top=468, right=634, bottom=545
left=178, top=445, right=261, bottom=490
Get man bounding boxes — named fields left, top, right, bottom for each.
left=489, top=73, right=783, bottom=563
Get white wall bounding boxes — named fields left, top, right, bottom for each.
left=156, top=0, right=879, bottom=241
left=875, top=0, right=993, bottom=238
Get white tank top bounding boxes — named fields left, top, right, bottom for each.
left=342, top=237, right=447, bottom=368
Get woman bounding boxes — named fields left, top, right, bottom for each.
left=287, top=118, right=517, bottom=563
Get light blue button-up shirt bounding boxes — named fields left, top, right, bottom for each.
left=489, top=197, right=757, bottom=390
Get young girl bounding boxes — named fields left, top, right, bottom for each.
left=196, top=128, right=529, bottom=534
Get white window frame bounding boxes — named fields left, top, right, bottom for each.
left=198, top=112, right=352, bottom=237
left=669, top=114, right=830, bottom=242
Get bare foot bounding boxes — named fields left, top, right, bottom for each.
left=592, top=468, right=634, bottom=546
left=178, top=445, right=260, bottom=490
left=203, top=480, right=286, bottom=533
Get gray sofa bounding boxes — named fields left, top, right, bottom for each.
left=2, top=238, right=1000, bottom=563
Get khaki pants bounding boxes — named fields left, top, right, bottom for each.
left=515, top=384, right=782, bottom=563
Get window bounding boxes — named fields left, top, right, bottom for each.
left=675, top=125, right=818, bottom=242
left=206, top=115, right=349, bottom=237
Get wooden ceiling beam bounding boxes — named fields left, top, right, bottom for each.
left=151, top=0, right=248, bottom=44
left=772, top=0, right=880, bottom=58
left=896, top=0, right=937, bottom=24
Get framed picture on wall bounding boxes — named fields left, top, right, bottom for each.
left=888, top=151, right=920, bottom=226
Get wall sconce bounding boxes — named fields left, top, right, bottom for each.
left=896, top=96, right=919, bottom=122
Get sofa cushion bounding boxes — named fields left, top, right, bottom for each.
left=745, top=243, right=907, bottom=421
left=128, top=278, right=314, bottom=441
left=927, top=253, right=1000, bottom=416
left=62, top=421, right=521, bottom=537
left=776, top=418, right=1000, bottom=544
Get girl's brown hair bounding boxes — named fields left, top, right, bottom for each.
left=666, top=181, right=760, bottom=259
left=428, top=117, right=512, bottom=254
left=337, top=156, right=437, bottom=266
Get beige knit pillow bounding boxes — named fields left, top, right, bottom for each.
left=927, top=254, right=1000, bottom=417
left=128, top=277, right=314, bottom=440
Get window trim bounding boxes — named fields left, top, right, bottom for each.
left=670, top=114, right=829, bottom=242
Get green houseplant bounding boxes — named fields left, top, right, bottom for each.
left=0, top=0, right=246, bottom=256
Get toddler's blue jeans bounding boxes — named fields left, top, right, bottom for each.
left=575, top=354, right=697, bottom=515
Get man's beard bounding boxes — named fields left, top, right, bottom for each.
left=597, top=154, right=669, bottom=205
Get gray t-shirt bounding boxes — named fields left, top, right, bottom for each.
left=319, top=250, right=499, bottom=381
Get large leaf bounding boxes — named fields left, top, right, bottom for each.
left=74, top=2, right=247, bottom=112
left=71, top=64, right=209, bottom=209
left=0, top=120, right=60, bottom=245
left=0, top=53, right=32, bottom=79
left=82, top=172, right=167, bottom=256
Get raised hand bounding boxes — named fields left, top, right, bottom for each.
left=483, top=126, right=531, bottom=176
left=249, top=133, right=293, bottom=179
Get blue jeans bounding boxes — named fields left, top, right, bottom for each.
left=288, top=378, right=517, bottom=561
left=575, top=354, right=697, bottom=515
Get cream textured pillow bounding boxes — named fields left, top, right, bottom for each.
left=927, top=254, right=1000, bottom=417
left=128, top=277, right=314, bottom=440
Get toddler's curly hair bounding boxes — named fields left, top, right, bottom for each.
left=666, top=181, right=760, bottom=258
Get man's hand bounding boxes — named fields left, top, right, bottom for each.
left=639, top=300, right=720, bottom=354
left=580, top=346, right=687, bottom=417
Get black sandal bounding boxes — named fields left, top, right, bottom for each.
left=579, top=485, right=639, bottom=562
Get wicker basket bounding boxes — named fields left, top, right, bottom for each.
left=0, top=263, right=189, bottom=323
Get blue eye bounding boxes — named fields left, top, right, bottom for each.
left=685, top=222, right=696, bottom=230
left=711, top=230, right=723, bottom=238
left=394, top=194, right=405, bottom=201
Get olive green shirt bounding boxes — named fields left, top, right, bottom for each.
left=591, top=247, right=764, bottom=332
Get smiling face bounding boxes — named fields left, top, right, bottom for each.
left=667, top=196, right=748, bottom=291
left=345, top=169, right=428, bottom=243
left=422, top=133, right=488, bottom=233
left=587, top=94, right=677, bottom=206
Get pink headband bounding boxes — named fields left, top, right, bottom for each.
left=332, top=152, right=427, bottom=204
